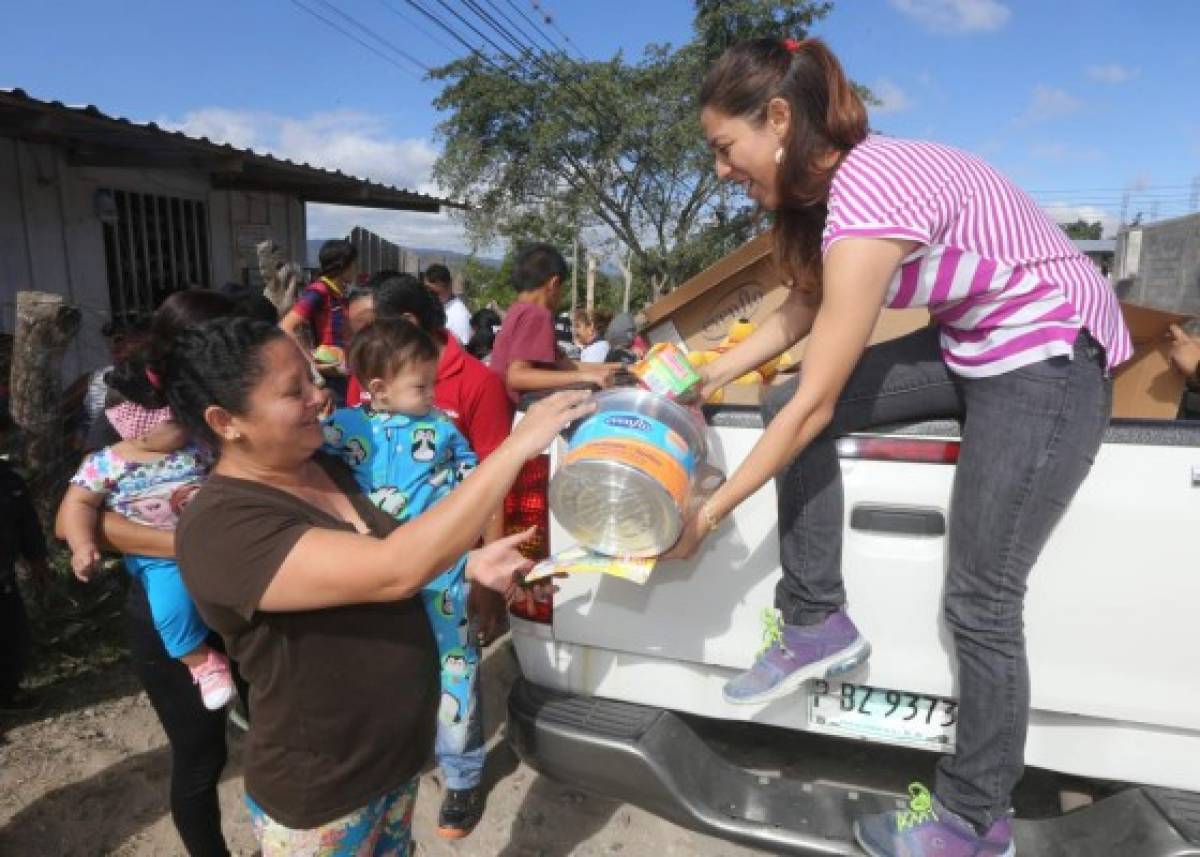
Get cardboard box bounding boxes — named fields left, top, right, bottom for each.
left=642, top=234, right=1192, bottom=417
left=642, top=233, right=928, bottom=406
left=1112, top=302, right=1191, bottom=419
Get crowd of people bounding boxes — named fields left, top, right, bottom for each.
left=0, top=32, right=1197, bottom=857
left=30, top=235, right=624, bottom=856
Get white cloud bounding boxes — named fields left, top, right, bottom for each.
left=1018, top=85, right=1083, bottom=124
left=1086, top=63, right=1138, bottom=84
left=160, top=107, right=469, bottom=249
left=307, top=204, right=477, bottom=255
left=871, top=78, right=914, bottom=114
left=164, top=107, right=438, bottom=192
left=1029, top=141, right=1101, bottom=160
left=1041, top=203, right=1119, bottom=239
left=888, top=0, right=1010, bottom=34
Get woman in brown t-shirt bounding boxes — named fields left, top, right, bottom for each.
left=165, top=317, right=591, bottom=855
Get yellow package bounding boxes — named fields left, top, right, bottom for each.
left=525, top=546, right=657, bottom=585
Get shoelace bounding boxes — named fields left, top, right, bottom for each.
left=757, top=607, right=784, bottom=657
left=895, top=783, right=939, bottom=833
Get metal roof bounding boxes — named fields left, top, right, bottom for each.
left=0, top=88, right=466, bottom=212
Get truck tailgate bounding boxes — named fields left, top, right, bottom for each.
left=547, top=417, right=1200, bottom=734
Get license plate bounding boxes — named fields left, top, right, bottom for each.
left=807, top=679, right=958, bottom=753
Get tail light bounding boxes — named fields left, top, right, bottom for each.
left=504, top=454, right=553, bottom=624
left=836, top=435, right=960, bottom=464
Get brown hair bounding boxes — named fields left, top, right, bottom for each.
left=573, top=307, right=612, bottom=333
left=700, top=38, right=868, bottom=293
left=347, top=317, right=439, bottom=387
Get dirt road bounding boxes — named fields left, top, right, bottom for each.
left=0, top=640, right=769, bottom=856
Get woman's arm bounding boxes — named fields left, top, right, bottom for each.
left=100, top=512, right=176, bottom=558
left=668, top=238, right=914, bottom=558
left=257, top=391, right=594, bottom=611
left=703, top=286, right=820, bottom=392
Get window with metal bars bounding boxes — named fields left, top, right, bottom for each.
left=101, top=189, right=210, bottom=324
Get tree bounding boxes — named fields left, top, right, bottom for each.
left=430, top=1, right=838, bottom=296
left=1060, top=219, right=1103, bottom=240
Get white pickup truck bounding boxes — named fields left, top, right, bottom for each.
left=503, top=401, right=1200, bottom=856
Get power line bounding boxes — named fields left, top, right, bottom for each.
left=464, top=0, right=709, bottom=219
left=289, top=0, right=428, bottom=80
left=508, top=0, right=570, bottom=56
left=396, top=1, right=618, bottom=216
left=465, top=0, right=618, bottom=136
left=403, top=0, right=688, bottom=241
left=376, top=0, right=461, bottom=58
left=1025, top=183, right=1193, bottom=194
left=528, top=0, right=587, bottom=60
left=481, top=0, right=559, bottom=60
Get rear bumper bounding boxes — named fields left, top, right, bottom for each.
left=508, top=677, right=1200, bottom=857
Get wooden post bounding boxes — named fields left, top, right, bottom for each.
left=586, top=253, right=596, bottom=312
left=10, top=291, right=81, bottom=523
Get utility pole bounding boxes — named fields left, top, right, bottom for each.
left=1119, top=188, right=1131, bottom=228
left=586, top=253, right=596, bottom=312
left=571, top=233, right=579, bottom=313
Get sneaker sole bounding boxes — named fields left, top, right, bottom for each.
left=435, top=824, right=475, bottom=840
left=852, top=819, right=1016, bottom=857
left=722, top=637, right=872, bottom=706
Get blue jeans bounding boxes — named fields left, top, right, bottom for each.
left=421, top=559, right=484, bottom=791
left=763, top=325, right=1111, bottom=830
left=124, top=555, right=210, bottom=659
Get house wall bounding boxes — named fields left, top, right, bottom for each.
left=1115, top=213, right=1200, bottom=315
left=209, top=188, right=306, bottom=286
left=0, top=136, right=307, bottom=381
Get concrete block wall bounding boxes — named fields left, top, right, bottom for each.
left=1116, top=212, right=1200, bottom=315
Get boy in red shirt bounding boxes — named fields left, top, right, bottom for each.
left=489, top=243, right=618, bottom=402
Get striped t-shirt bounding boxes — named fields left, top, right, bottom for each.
left=822, top=136, right=1132, bottom=377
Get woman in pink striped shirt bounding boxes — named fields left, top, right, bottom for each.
left=669, top=37, right=1131, bottom=857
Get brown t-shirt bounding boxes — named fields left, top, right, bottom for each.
left=489, top=301, right=558, bottom=402
left=175, top=453, right=437, bottom=828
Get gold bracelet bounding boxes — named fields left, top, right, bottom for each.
left=700, top=502, right=723, bottom=533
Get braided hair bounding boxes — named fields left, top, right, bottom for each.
left=106, top=289, right=239, bottom=410
left=164, top=317, right=286, bottom=448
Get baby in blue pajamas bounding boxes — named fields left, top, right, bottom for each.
left=322, top=317, right=486, bottom=835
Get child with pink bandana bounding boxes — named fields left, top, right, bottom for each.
left=58, top=399, right=234, bottom=709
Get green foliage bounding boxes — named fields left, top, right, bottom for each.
left=430, top=1, right=837, bottom=294
left=1059, top=219, right=1103, bottom=240
left=691, top=0, right=833, bottom=65
left=460, top=255, right=514, bottom=311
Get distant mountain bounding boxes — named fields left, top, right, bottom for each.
left=407, top=247, right=503, bottom=270
left=306, top=238, right=500, bottom=271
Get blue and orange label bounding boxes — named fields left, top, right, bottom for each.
left=565, top=410, right=695, bottom=506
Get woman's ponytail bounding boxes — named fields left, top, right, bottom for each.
left=700, top=37, right=868, bottom=294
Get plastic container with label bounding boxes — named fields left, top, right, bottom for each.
left=548, top=389, right=707, bottom=557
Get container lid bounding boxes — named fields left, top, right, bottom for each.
left=549, top=459, right=682, bottom=557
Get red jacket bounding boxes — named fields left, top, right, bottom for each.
left=434, top=335, right=513, bottom=459
left=345, top=335, right=512, bottom=458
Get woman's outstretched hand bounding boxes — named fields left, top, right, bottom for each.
left=662, top=506, right=711, bottom=561
left=465, top=526, right=538, bottom=596
left=506, top=390, right=596, bottom=460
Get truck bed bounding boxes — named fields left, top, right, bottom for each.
left=514, top=408, right=1200, bottom=793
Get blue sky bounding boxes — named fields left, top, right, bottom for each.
left=4, top=0, right=1198, bottom=250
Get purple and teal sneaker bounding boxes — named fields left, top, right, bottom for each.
left=854, top=783, right=1015, bottom=857
left=721, top=607, right=870, bottom=705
